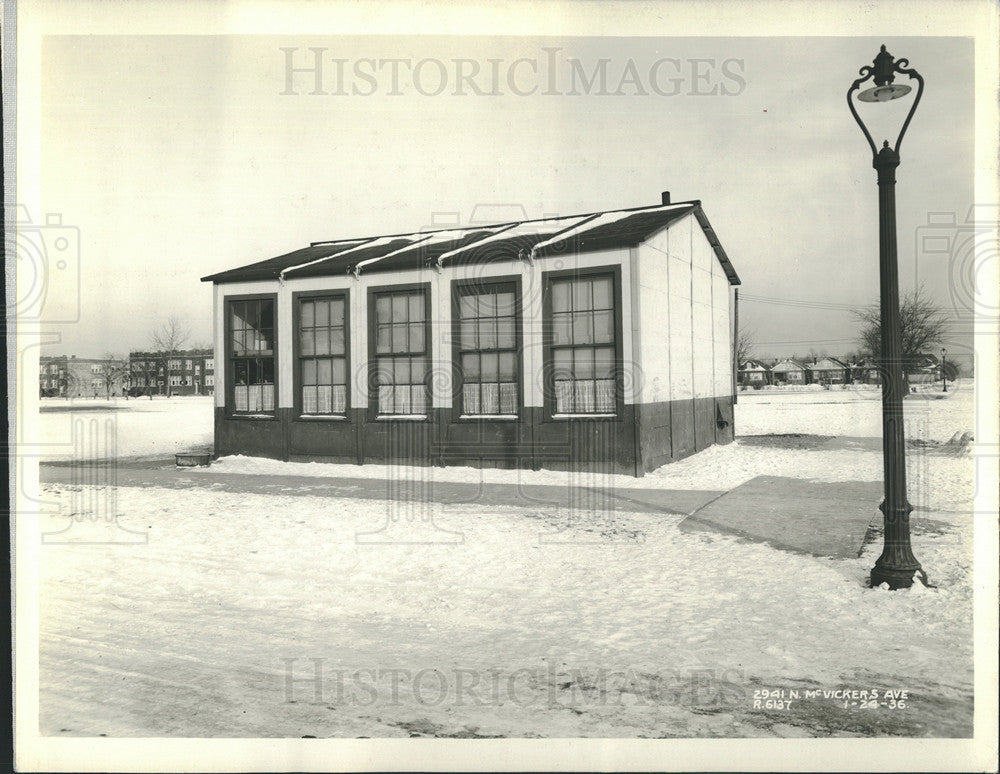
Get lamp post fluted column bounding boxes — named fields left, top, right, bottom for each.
left=848, top=45, right=928, bottom=589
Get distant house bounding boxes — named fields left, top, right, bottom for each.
left=738, top=359, right=771, bottom=387
left=129, top=349, right=215, bottom=396
left=849, top=357, right=880, bottom=385
left=770, top=358, right=810, bottom=385
left=40, top=355, right=127, bottom=398
left=810, top=356, right=850, bottom=384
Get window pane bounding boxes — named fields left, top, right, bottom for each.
left=234, top=360, right=248, bottom=385
left=481, top=352, right=498, bottom=381
left=476, top=293, right=494, bottom=317
left=231, top=302, right=247, bottom=330
left=574, top=348, right=595, bottom=378
left=232, top=328, right=246, bottom=354
left=499, top=383, right=517, bottom=414
left=410, top=357, right=427, bottom=384
left=478, top=319, right=496, bottom=349
left=332, top=358, right=346, bottom=384
left=573, top=281, right=591, bottom=311
left=408, top=293, right=424, bottom=321
left=555, top=380, right=573, bottom=413
left=572, top=312, right=593, bottom=345
left=394, top=356, right=411, bottom=385
left=592, top=277, right=613, bottom=309
left=553, top=349, right=572, bottom=380
left=248, top=384, right=262, bottom=412
left=315, top=329, right=331, bottom=356
left=389, top=324, right=406, bottom=352
left=376, top=296, right=391, bottom=324
left=300, top=329, right=315, bottom=356
left=458, top=294, right=477, bottom=319
left=495, top=291, right=515, bottom=316
left=409, top=323, right=425, bottom=353
left=593, top=311, right=614, bottom=343
left=235, top=385, right=249, bottom=412
left=392, top=294, right=408, bottom=322
left=376, top=360, right=392, bottom=385
left=261, top=359, right=274, bottom=384
left=552, top=282, right=570, bottom=313
left=462, top=353, right=479, bottom=379
left=393, top=385, right=410, bottom=414
left=317, top=358, right=332, bottom=384
left=460, top=320, right=477, bottom=350
left=302, top=386, right=318, bottom=413
left=331, top=385, right=347, bottom=413
left=497, top=317, right=516, bottom=348
left=552, top=313, right=571, bottom=346
left=303, top=359, right=317, bottom=385
left=594, top=347, right=616, bottom=378
left=330, top=327, right=345, bottom=355
left=498, top=352, right=516, bottom=381
left=259, top=301, right=274, bottom=330
left=481, top=382, right=499, bottom=414
left=376, top=324, right=391, bottom=354
left=378, top=385, right=393, bottom=412
left=317, top=385, right=333, bottom=413
left=315, top=300, right=330, bottom=327
left=260, top=328, right=274, bottom=352
left=463, top=383, right=481, bottom=414
left=595, top=380, right=615, bottom=411
left=301, top=301, right=315, bottom=327
left=410, top=385, right=426, bottom=414
left=575, top=380, right=595, bottom=412
left=330, top=298, right=345, bottom=325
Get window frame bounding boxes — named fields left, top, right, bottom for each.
left=450, top=274, right=524, bottom=421
left=366, top=281, right=433, bottom=421
left=224, top=292, right=279, bottom=420
left=541, top=264, right=625, bottom=421
left=292, top=288, right=352, bottom=421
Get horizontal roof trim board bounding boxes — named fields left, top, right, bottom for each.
left=201, top=198, right=740, bottom=285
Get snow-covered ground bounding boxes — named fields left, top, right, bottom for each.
left=35, top=388, right=979, bottom=737
left=38, top=395, right=214, bottom=461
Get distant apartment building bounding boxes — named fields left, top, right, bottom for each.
left=128, top=348, right=215, bottom=396
left=40, top=355, right=128, bottom=398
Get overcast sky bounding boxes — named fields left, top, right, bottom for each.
left=37, top=34, right=974, bottom=364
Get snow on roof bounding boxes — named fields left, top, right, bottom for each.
left=437, top=215, right=592, bottom=265
left=202, top=199, right=740, bottom=284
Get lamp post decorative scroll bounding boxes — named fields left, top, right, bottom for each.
left=847, top=45, right=929, bottom=589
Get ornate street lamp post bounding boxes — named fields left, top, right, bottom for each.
left=941, top=347, right=948, bottom=392
left=847, top=45, right=928, bottom=589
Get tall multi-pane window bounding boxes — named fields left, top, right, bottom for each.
left=548, top=273, right=618, bottom=414
left=371, top=288, right=429, bottom=416
left=228, top=297, right=275, bottom=414
left=456, top=282, right=519, bottom=416
left=298, top=294, right=348, bottom=415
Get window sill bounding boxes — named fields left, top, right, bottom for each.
left=227, top=413, right=277, bottom=420
left=375, top=414, right=428, bottom=421
left=297, top=414, right=349, bottom=421
left=551, top=413, right=618, bottom=419
left=458, top=414, right=519, bottom=421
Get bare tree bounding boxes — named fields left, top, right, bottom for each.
left=150, top=316, right=191, bottom=398
left=854, top=287, right=949, bottom=386
left=99, top=353, right=128, bottom=399
left=735, top=327, right=756, bottom=366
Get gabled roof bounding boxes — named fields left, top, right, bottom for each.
left=771, top=358, right=809, bottom=371
left=811, top=356, right=849, bottom=369
left=739, top=359, right=770, bottom=370
left=201, top=199, right=740, bottom=285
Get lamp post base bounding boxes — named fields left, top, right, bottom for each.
left=870, top=565, right=929, bottom=590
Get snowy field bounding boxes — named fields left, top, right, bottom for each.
left=35, top=387, right=980, bottom=738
